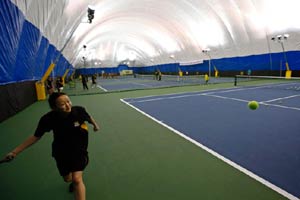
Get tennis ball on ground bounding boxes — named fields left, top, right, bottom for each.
left=248, top=101, right=259, bottom=110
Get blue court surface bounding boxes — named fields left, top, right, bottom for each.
left=121, top=84, right=300, bottom=199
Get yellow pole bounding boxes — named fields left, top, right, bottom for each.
left=62, top=68, right=70, bottom=85
left=41, top=62, right=56, bottom=83
left=285, top=62, right=292, bottom=79
left=179, top=71, right=183, bottom=77
left=285, top=62, right=290, bottom=71
left=214, top=66, right=219, bottom=77
left=215, top=70, right=219, bottom=77
left=35, top=62, right=56, bottom=101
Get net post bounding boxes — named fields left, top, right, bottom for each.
left=234, top=75, right=237, bottom=86
left=285, top=70, right=292, bottom=79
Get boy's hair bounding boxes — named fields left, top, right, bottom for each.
left=48, top=92, right=66, bottom=109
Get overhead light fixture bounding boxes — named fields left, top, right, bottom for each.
left=283, top=34, right=289, bottom=39
left=270, top=33, right=290, bottom=75
left=202, top=48, right=211, bottom=53
left=202, top=48, right=212, bottom=77
left=87, top=6, right=95, bottom=23
left=271, top=33, right=289, bottom=43
left=277, top=35, right=282, bottom=41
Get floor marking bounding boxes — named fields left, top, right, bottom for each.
left=263, top=95, right=300, bottom=103
left=259, top=102, right=300, bottom=111
left=129, top=93, right=203, bottom=103
left=125, top=86, right=275, bottom=103
left=131, top=82, right=151, bottom=87
left=97, top=85, right=107, bottom=92
left=121, top=98, right=299, bottom=200
left=124, top=88, right=223, bottom=102
left=202, top=94, right=300, bottom=111
left=202, top=93, right=249, bottom=102
left=126, top=88, right=300, bottom=111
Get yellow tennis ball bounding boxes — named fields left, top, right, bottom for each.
left=248, top=101, right=259, bottom=110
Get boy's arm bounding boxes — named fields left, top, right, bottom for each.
left=89, top=116, right=100, bottom=132
left=4, top=135, right=41, bottom=161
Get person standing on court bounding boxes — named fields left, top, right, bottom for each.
left=204, top=73, right=209, bottom=84
left=2, top=92, right=100, bottom=200
left=81, top=75, right=89, bottom=90
left=56, top=76, right=64, bottom=92
left=91, top=74, right=97, bottom=88
left=46, top=76, right=54, bottom=95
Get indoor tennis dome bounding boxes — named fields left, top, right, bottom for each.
left=1, top=0, right=300, bottom=122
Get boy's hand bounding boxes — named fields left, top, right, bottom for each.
left=93, top=125, right=100, bottom=132
left=0, top=152, right=16, bottom=164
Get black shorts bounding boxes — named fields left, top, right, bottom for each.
left=54, top=152, right=89, bottom=177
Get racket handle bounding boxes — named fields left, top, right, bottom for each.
left=0, top=155, right=14, bottom=164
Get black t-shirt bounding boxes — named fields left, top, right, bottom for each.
left=34, top=106, right=92, bottom=157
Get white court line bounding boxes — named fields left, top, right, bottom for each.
left=120, top=98, right=299, bottom=200
left=126, top=86, right=268, bottom=103
left=97, top=85, right=107, bottom=92
left=202, top=94, right=249, bottom=103
left=204, top=82, right=299, bottom=94
left=124, top=88, right=223, bottom=102
left=129, top=93, right=203, bottom=103
left=125, top=88, right=235, bottom=103
left=263, top=95, right=300, bottom=103
left=259, top=103, right=300, bottom=111
left=127, top=87, right=300, bottom=111
left=203, top=86, right=264, bottom=94
left=131, top=82, right=151, bottom=87
left=202, top=94, right=300, bottom=111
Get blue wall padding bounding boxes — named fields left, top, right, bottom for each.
left=1, top=0, right=300, bottom=84
left=118, top=64, right=129, bottom=71
left=0, top=0, right=25, bottom=83
left=77, top=67, right=119, bottom=75
left=0, top=0, right=73, bottom=85
left=76, top=50, right=300, bottom=75
left=34, top=37, right=50, bottom=79
left=14, top=21, right=42, bottom=81
left=212, top=51, right=300, bottom=71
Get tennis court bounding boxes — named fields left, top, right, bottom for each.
left=64, top=74, right=233, bottom=96
left=122, top=81, right=300, bottom=199
left=95, top=75, right=233, bottom=92
left=1, top=78, right=299, bottom=200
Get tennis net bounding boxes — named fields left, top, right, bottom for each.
left=234, top=75, right=300, bottom=91
left=134, top=74, right=205, bottom=84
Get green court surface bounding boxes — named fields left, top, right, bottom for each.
left=0, top=84, right=288, bottom=200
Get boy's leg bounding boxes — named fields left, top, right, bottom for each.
left=63, top=173, right=72, bottom=182
left=63, top=173, right=74, bottom=193
left=72, top=171, right=86, bottom=200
